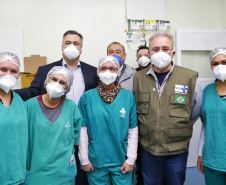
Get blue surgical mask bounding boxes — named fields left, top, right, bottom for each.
left=113, top=54, right=123, bottom=65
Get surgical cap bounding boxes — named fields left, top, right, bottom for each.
left=0, top=52, right=20, bottom=68
left=98, top=56, right=120, bottom=69
left=45, top=66, right=74, bottom=93
left=97, top=56, right=120, bottom=75
left=209, top=47, right=226, bottom=63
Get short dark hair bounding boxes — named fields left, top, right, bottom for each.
left=137, top=45, right=149, bottom=55
left=62, top=30, right=83, bottom=46
left=107, top=42, right=125, bottom=53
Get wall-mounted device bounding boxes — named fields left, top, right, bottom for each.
left=158, top=20, right=170, bottom=31
left=125, top=32, right=133, bottom=42
left=130, top=20, right=143, bottom=31
left=145, top=20, right=157, bottom=30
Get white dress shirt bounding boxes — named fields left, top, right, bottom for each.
left=62, top=59, right=85, bottom=105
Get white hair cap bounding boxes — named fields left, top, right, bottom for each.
left=98, top=56, right=120, bottom=69
left=0, top=52, right=20, bottom=68
left=209, top=47, right=226, bottom=63
left=45, top=66, right=74, bottom=93
left=97, top=56, right=121, bottom=76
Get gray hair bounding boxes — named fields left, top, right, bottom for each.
left=209, top=47, right=226, bottom=63
left=149, top=31, right=174, bottom=50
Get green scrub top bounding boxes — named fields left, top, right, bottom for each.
left=78, top=88, right=137, bottom=168
left=26, top=97, right=81, bottom=185
left=0, top=91, right=28, bottom=185
left=202, top=82, right=226, bottom=172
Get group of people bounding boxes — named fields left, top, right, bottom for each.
left=1, top=29, right=226, bottom=185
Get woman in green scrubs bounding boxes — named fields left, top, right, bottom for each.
left=0, top=52, right=28, bottom=185
left=78, top=56, right=138, bottom=185
left=25, top=66, right=81, bottom=185
left=197, top=47, right=226, bottom=185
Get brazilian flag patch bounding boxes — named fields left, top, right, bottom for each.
left=175, top=95, right=186, bottom=104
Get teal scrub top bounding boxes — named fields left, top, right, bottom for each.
left=26, top=97, right=81, bottom=185
left=78, top=88, right=137, bottom=168
left=202, top=82, right=226, bottom=172
left=0, top=91, right=28, bottom=185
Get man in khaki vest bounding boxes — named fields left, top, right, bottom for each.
left=133, top=31, right=202, bottom=185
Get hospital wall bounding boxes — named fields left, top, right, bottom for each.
left=220, top=0, right=226, bottom=29
left=0, top=0, right=225, bottom=78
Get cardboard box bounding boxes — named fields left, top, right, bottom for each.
left=21, top=55, right=47, bottom=88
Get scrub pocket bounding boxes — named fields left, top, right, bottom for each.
left=88, top=140, right=99, bottom=165
left=21, top=171, right=31, bottom=185
left=68, top=163, right=77, bottom=181
left=121, top=139, right=128, bottom=159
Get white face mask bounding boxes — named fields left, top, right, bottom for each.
left=213, top=65, right=226, bottom=82
left=138, top=56, right=150, bottom=67
left=63, top=44, right=80, bottom=60
left=99, top=70, right=117, bottom=85
left=46, top=82, right=66, bottom=99
left=151, top=51, right=172, bottom=69
left=0, top=75, right=17, bottom=93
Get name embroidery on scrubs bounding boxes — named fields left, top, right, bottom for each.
left=175, top=85, right=188, bottom=94
left=65, top=122, right=70, bottom=131
left=120, top=108, right=126, bottom=118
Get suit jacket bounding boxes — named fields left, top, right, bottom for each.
left=15, top=59, right=99, bottom=101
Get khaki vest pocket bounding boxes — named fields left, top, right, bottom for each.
left=169, top=94, right=190, bottom=119
left=170, top=104, right=189, bottom=118
left=168, top=140, right=189, bottom=152
left=137, top=93, right=150, bottom=114
left=167, top=128, right=192, bottom=150
left=167, top=128, right=192, bottom=145
left=168, top=128, right=191, bottom=137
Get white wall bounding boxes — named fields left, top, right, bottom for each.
left=0, top=0, right=225, bottom=73
left=164, top=0, right=223, bottom=78
left=220, top=0, right=226, bottom=28
left=0, top=0, right=128, bottom=66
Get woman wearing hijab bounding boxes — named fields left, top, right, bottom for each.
left=78, top=56, right=138, bottom=185
left=0, top=52, right=28, bottom=185
left=25, top=66, right=81, bottom=185
left=197, top=47, right=226, bottom=185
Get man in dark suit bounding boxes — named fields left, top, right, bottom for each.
left=15, top=30, right=99, bottom=185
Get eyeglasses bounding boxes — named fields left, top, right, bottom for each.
left=151, top=47, right=172, bottom=53
left=99, top=66, right=117, bottom=72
